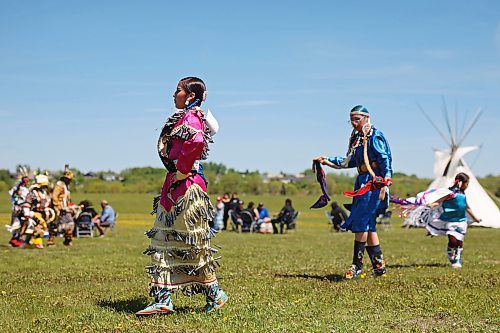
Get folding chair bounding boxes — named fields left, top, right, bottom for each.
left=240, top=210, right=257, bottom=233
left=75, top=212, right=94, bottom=238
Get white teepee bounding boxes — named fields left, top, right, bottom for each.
left=422, top=101, right=500, bottom=228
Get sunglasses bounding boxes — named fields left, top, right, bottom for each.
left=347, top=115, right=366, bottom=123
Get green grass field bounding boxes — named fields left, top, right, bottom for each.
left=1, top=195, right=499, bottom=332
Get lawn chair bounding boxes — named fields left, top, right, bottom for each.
left=273, top=211, right=299, bottom=234
left=75, top=211, right=94, bottom=238
left=240, top=210, right=257, bottom=233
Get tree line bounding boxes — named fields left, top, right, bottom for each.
left=1, top=163, right=499, bottom=201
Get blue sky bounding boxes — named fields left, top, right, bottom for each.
left=1, top=1, right=499, bottom=177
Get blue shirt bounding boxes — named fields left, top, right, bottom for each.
left=259, top=207, right=269, bottom=219
left=101, top=205, right=115, bottom=223
left=440, top=192, right=467, bottom=222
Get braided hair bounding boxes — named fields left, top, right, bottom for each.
left=450, top=172, right=470, bottom=193
left=179, top=77, right=206, bottom=107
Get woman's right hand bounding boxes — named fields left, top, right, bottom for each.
left=313, top=156, right=326, bottom=163
left=312, top=156, right=325, bottom=170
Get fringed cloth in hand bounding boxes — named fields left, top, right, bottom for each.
left=144, top=184, right=219, bottom=296
left=343, top=176, right=390, bottom=197
left=390, top=188, right=454, bottom=229
left=310, top=160, right=330, bottom=209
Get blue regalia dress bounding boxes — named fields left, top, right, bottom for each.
left=327, top=127, right=392, bottom=232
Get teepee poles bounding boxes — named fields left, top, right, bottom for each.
left=417, top=103, right=451, bottom=147
left=457, top=108, right=483, bottom=147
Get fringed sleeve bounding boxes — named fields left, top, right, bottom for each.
left=327, top=156, right=356, bottom=169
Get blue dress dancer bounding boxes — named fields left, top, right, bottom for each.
left=314, top=105, right=393, bottom=279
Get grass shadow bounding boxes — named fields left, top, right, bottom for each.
left=98, top=297, right=150, bottom=314
left=275, top=273, right=344, bottom=282
left=387, top=263, right=448, bottom=269
left=97, top=298, right=198, bottom=314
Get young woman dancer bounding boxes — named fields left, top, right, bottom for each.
left=136, top=77, right=228, bottom=315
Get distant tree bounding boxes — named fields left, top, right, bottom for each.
left=392, top=172, right=408, bottom=177
left=0, top=169, right=14, bottom=185
left=302, top=168, right=315, bottom=177
left=11, top=161, right=497, bottom=198
left=283, top=182, right=298, bottom=195
left=218, top=172, right=244, bottom=193
left=266, top=181, right=283, bottom=195
left=243, top=173, right=263, bottom=195
left=203, top=162, right=227, bottom=175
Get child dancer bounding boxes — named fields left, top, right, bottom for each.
left=426, top=173, right=481, bottom=268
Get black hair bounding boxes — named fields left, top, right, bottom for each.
left=179, top=77, right=206, bottom=107
left=285, top=198, right=292, bottom=206
left=61, top=177, right=72, bottom=185
left=79, top=200, right=93, bottom=208
left=247, top=201, right=255, bottom=209
left=450, top=172, right=470, bottom=192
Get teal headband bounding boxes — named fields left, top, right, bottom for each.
left=350, top=105, right=369, bottom=114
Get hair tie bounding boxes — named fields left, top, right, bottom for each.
left=185, top=99, right=200, bottom=110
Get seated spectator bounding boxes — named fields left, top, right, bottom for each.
left=272, top=198, right=295, bottom=234
left=241, top=201, right=259, bottom=232
left=246, top=202, right=259, bottom=221
left=75, top=200, right=99, bottom=236
left=257, top=202, right=272, bottom=234
left=77, top=200, right=99, bottom=223
left=212, top=196, right=224, bottom=231
left=329, top=201, right=348, bottom=232
left=94, top=200, right=115, bottom=237
left=229, top=200, right=245, bottom=232
left=376, top=210, right=392, bottom=225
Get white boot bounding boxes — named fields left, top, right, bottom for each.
left=446, top=247, right=455, bottom=265
left=451, top=248, right=463, bottom=269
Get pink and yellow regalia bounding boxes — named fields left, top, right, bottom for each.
left=144, top=106, right=220, bottom=296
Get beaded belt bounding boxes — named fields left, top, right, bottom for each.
left=357, top=161, right=379, bottom=174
